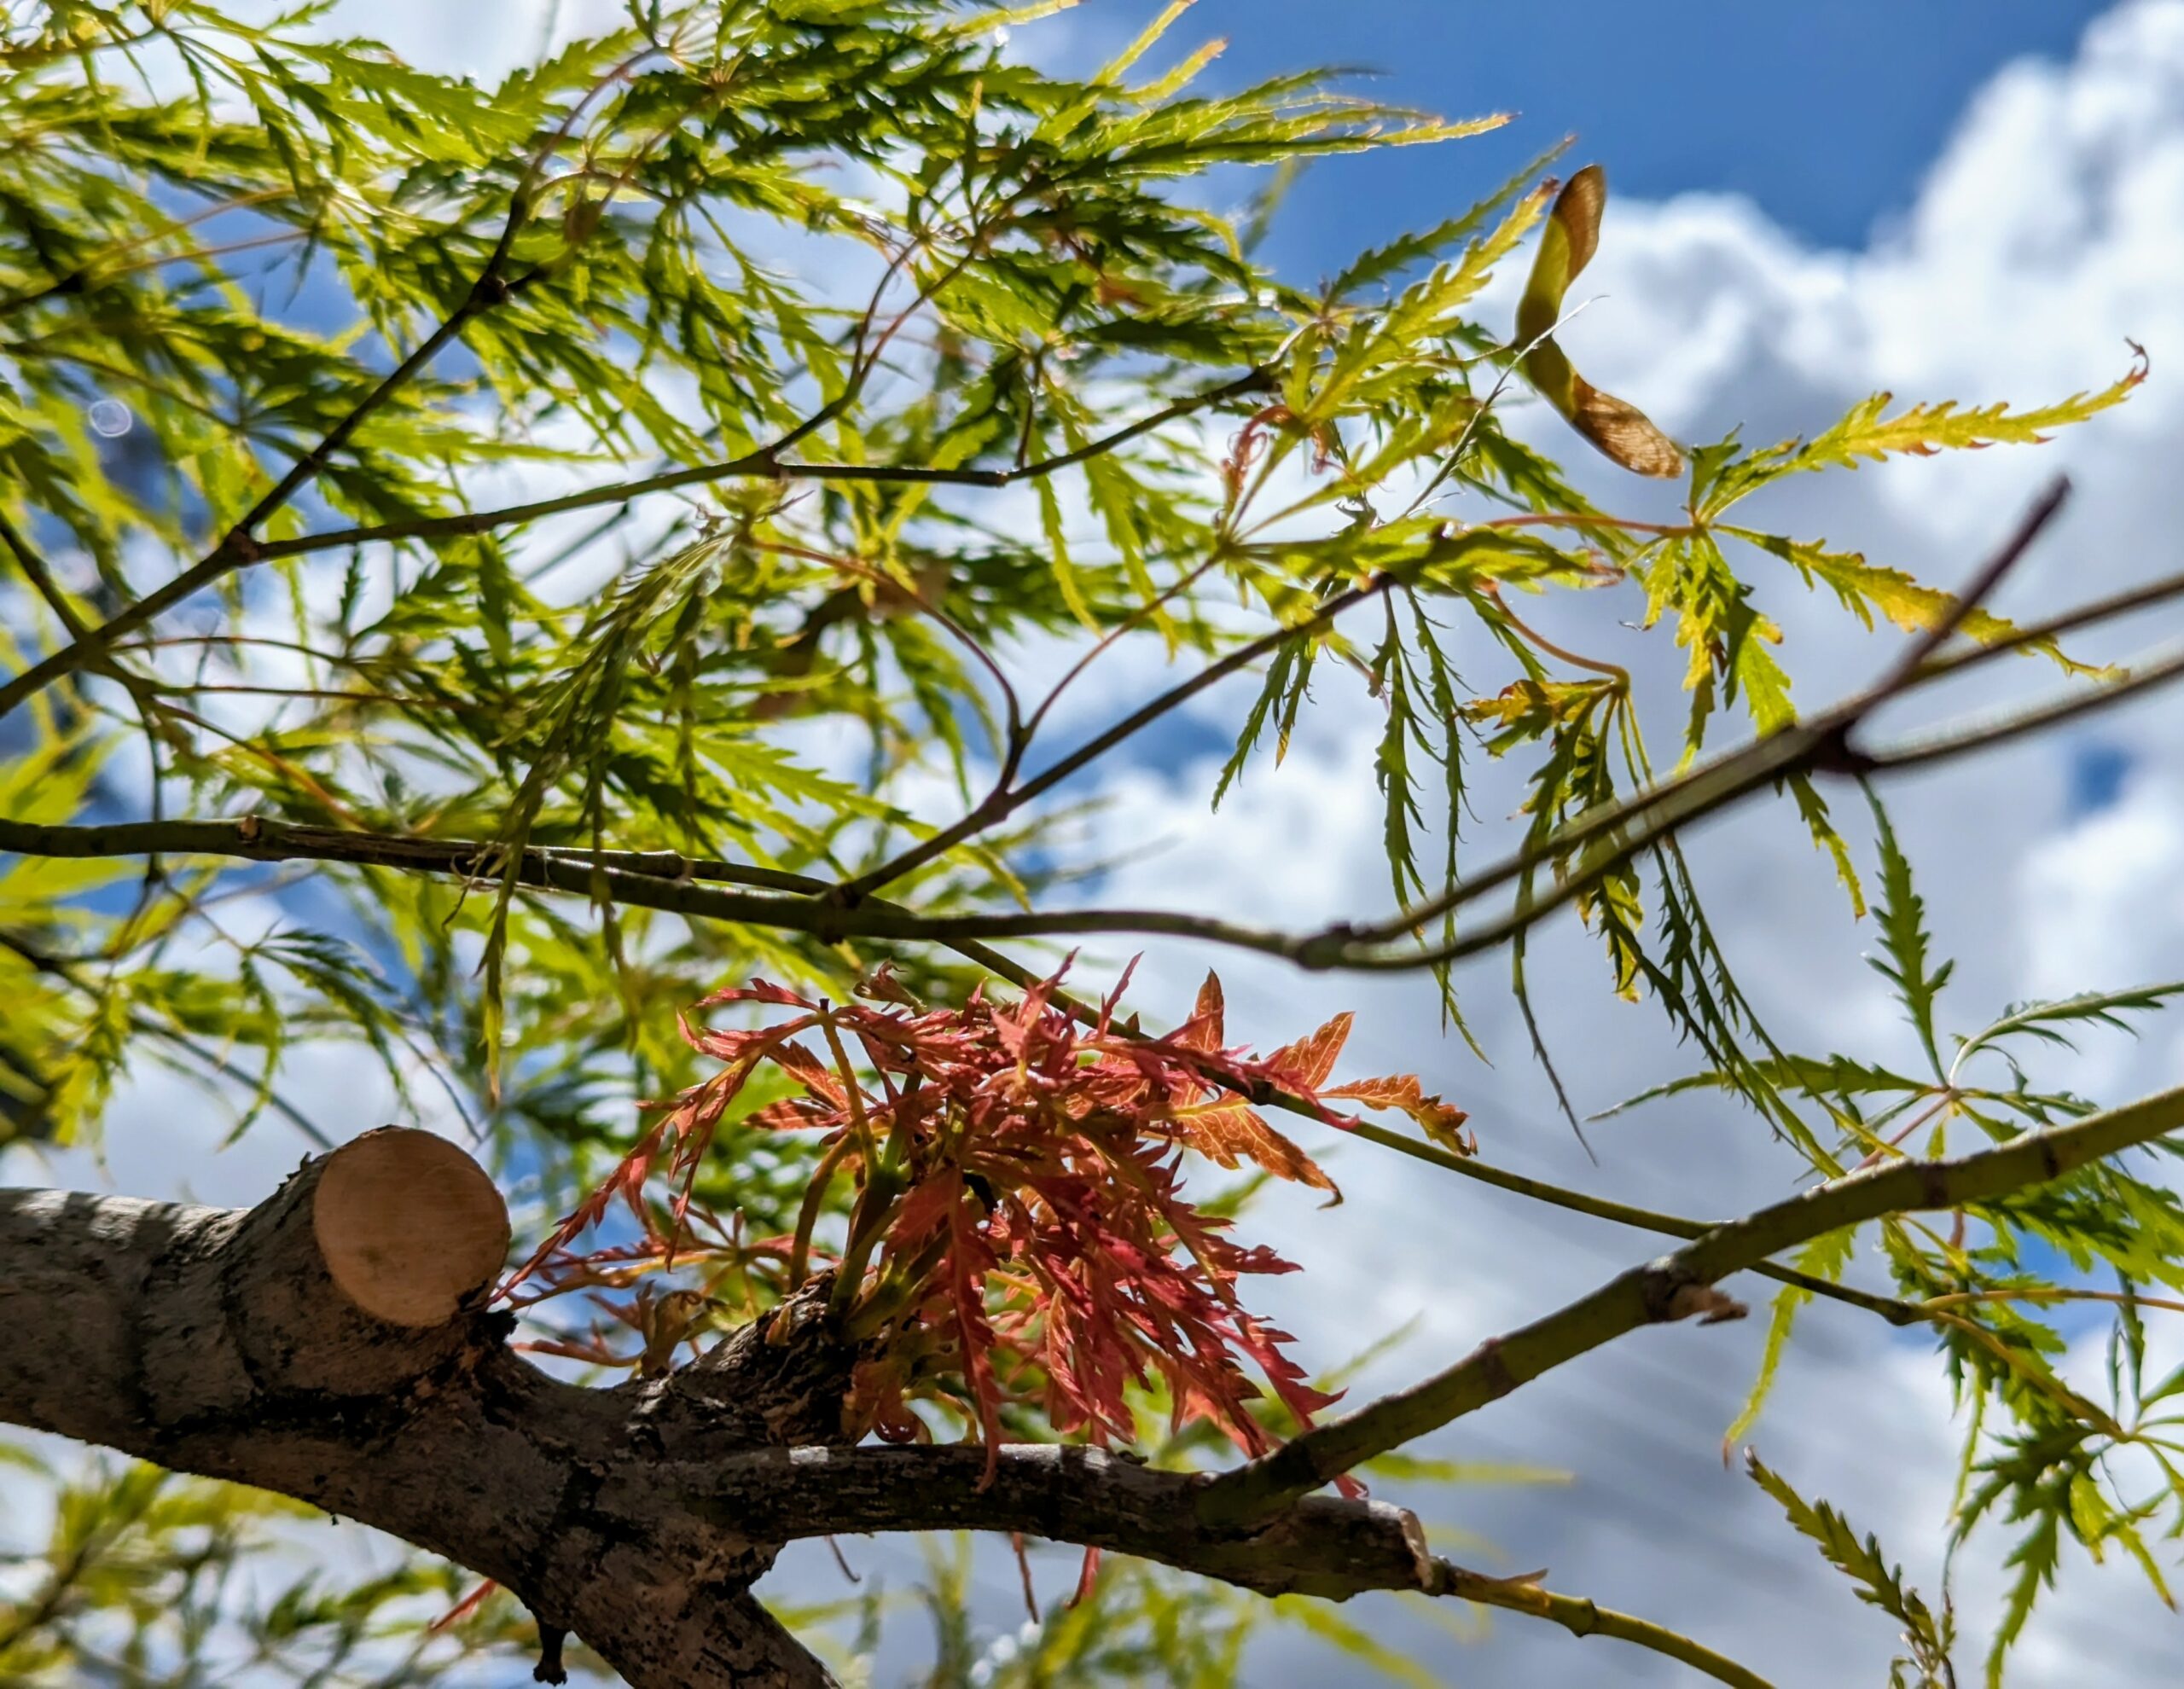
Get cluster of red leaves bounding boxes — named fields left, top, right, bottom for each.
left=504, top=963, right=1471, bottom=1477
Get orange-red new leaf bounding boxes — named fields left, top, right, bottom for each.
left=1172, top=1097, right=1337, bottom=1192
left=1268, top=1011, right=1353, bottom=1091
left=1176, top=970, right=1228, bottom=1053
left=1324, top=1073, right=1476, bottom=1154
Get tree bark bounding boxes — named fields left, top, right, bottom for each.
left=0, top=1126, right=1762, bottom=1686
left=0, top=1129, right=856, bottom=1687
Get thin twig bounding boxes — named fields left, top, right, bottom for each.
left=239, top=367, right=1275, bottom=566
left=1858, top=641, right=2184, bottom=775
left=840, top=485, right=2092, bottom=931
left=0, top=187, right=290, bottom=316
left=1432, top=1561, right=1773, bottom=1689
left=1879, top=475, right=2071, bottom=688
left=5, top=525, right=2181, bottom=975
left=834, top=568, right=1396, bottom=901
left=1913, top=562, right=2184, bottom=682
left=0, top=930, right=332, bottom=1148
left=0, top=41, right=683, bottom=725
left=0, top=509, right=95, bottom=641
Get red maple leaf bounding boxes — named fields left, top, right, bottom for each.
left=503, top=962, right=1469, bottom=1495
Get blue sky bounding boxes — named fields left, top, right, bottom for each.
left=1109, top=0, right=2111, bottom=252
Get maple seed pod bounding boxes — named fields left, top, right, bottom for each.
left=1514, top=163, right=1684, bottom=479
left=312, top=1127, right=511, bottom=1326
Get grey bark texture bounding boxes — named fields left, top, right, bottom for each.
left=0, top=1128, right=1458, bottom=1687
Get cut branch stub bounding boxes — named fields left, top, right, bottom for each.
left=312, top=1126, right=510, bottom=1326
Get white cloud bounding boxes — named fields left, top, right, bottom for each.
left=2023, top=758, right=2184, bottom=987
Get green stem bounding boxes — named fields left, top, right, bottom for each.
left=1434, top=1562, right=1774, bottom=1689
left=1343, top=1117, right=1914, bottom=1322
left=1197, top=1083, right=2184, bottom=1528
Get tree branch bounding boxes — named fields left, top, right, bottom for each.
left=665, top=1444, right=1771, bottom=1687
left=0, top=1128, right=1773, bottom=1687
left=834, top=569, right=1400, bottom=901
left=0, top=364, right=1275, bottom=730
left=0, top=813, right=2021, bottom=1336
left=1194, top=1082, right=2184, bottom=1527
left=1338, top=1114, right=1919, bottom=1324
left=0, top=270, right=531, bottom=724
left=1876, top=473, right=2068, bottom=688
left=0, top=811, right=1350, bottom=955
left=9, top=480, right=2170, bottom=989
left=3, top=537, right=2170, bottom=975
left=832, top=482, right=2082, bottom=911
left=0, top=1128, right=847, bottom=1689
left=239, top=366, right=1278, bottom=566
left=0, top=92, right=582, bottom=730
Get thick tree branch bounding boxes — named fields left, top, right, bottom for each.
left=665, top=1444, right=1770, bottom=1687
left=1195, top=1082, right=2184, bottom=1527
left=0, top=1127, right=1769, bottom=1689
left=0, top=1128, right=850, bottom=1688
